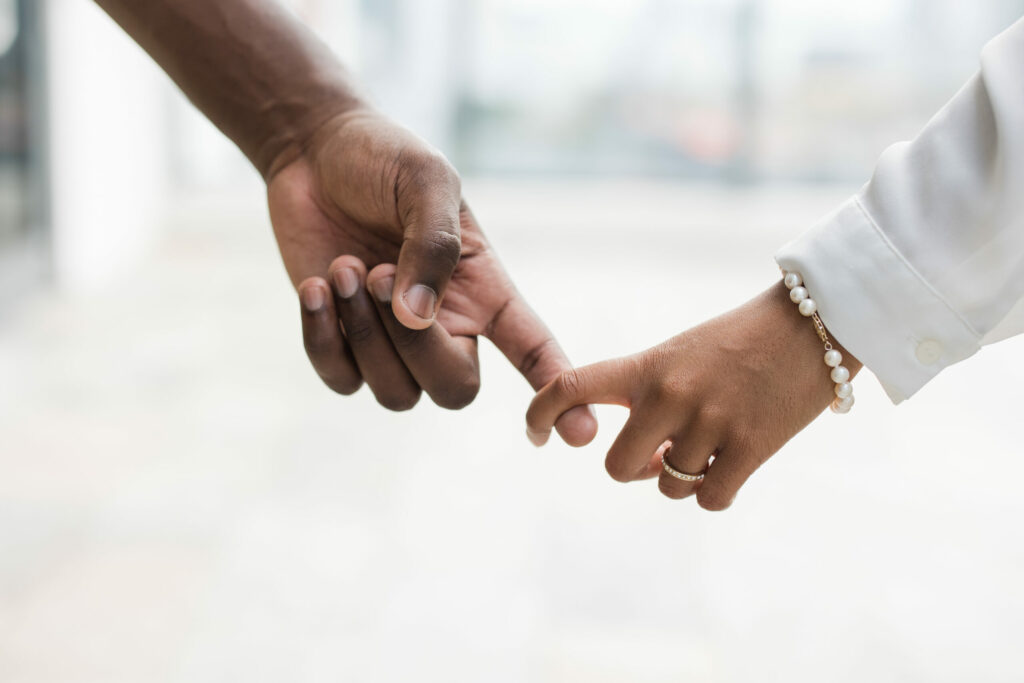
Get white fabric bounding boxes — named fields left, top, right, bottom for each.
left=776, top=17, right=1024, bottom=403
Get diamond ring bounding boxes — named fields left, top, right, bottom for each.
left=660, top=453, right=705, bottom=482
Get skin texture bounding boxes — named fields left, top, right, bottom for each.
left=94, top=0, right=597, bottom=443
left=271, top=110, right=596, bottom=442
left=526, top=282, right=862, bottom=510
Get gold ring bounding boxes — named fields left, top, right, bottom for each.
left=661, top=454, right=705, bottom=482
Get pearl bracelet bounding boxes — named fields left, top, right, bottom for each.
left=781, top=270, right=855, bottom=414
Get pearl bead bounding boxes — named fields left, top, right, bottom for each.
left=783, top=272, right=803, bottom=289
left=789, top=286, right=808, bottom=303
left=824, top=349, right=843, bottom=367
left=830, top=366, right=850, bottom=383
left=835, top=394, right=855, bottom=410
left=834, top=381, right=853, bottom=399
left=830, top=397, right=853, bottom=414
left=798, top=298, right=817, bottom=316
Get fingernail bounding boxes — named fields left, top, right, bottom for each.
left=370, top=275, right=394, bottom=303
left=332, top=267, right=359, bottom=299
left=301, top=285, right=325, bottom=312
left=404, top=285, right=437, bottom=321
left=526, top=428, right=548, bottom=447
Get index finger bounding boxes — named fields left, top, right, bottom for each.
left=525, top=358, right=634, bottom=447
left=485, top=293, right=599, bottom=446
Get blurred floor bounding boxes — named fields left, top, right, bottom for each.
left=1, top=180, right=1023, bottom=683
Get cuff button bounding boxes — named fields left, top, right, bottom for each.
left=915, top=339, right=943, bottom=365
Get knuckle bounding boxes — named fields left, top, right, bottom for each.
left=604, top=456, right=635, bottom=484
left=658, top=477, right=690, bottom=500
left=323, top=374, right=363, bottom=396
left=556, top=369, right=585, bottom=401
left=696, top=486, right=733, bottom=512
left=641, top=347, right=671, bottom=377
left=388, top=324, right=423, bottom=351
left=419, top=229, right=462, bottom=269
left=432, top=376, right=481, bottom=411
left=433, top=157, right=461, bottom=191
left=345, top=322, right=375, bottom=345
left=413, top=148, right=460, bottom=184
left=696, top=402, right=727, bottom=428
left=401, top=149, right=461, bottom=201
left=328, top=255, right=363, bottom=275
left=377, top=391, right=421, bottom=412
left=524, top=401, right=545, bottom=433
left=728, top=432, right=755, bottom=457
left=515, top=337, right=558, bottom=380
left=647, top=374, right=684, bottom=405
left=647, top=378, right=672, bottom=403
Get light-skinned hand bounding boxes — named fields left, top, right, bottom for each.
left=526, top=282, right=861, bottom=509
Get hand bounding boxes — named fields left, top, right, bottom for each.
left=267, top=107, right=596, bottom=444
left=525, top=282, right=862, bottom=509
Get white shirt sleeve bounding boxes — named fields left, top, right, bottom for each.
left=775, top=16, right=1024, bottom=404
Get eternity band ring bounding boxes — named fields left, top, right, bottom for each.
left=660, top=453, right=706, bottom=482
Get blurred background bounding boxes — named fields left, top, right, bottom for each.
left=2, top=1, right=1024, bottom=681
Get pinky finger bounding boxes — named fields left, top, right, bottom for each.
left=695, top=448, right=763, bottom=512
left=299, top=277, right=363, bottom=395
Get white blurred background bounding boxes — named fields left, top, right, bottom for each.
left=2, top=1, right=1024, bottom=681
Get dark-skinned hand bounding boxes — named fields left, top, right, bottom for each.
left=268, top=107, right=596, bottom=445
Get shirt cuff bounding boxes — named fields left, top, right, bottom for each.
left=775, top=195, right=982, bottom=404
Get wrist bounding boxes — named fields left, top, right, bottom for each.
left=769, top=278, right=862, bottom=412
left=257, top=85, right=372, bottom=183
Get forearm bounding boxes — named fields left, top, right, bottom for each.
left=94, top=0, right=368, bottom=178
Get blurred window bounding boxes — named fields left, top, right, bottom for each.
left=169, top=0, right=1024, bottom=186
left=449, top=0, right=1024, bottom=180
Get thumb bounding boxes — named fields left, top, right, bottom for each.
left=392, top=167, right=463, bottom=331
left=485, top=293, right=599, bottom=447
